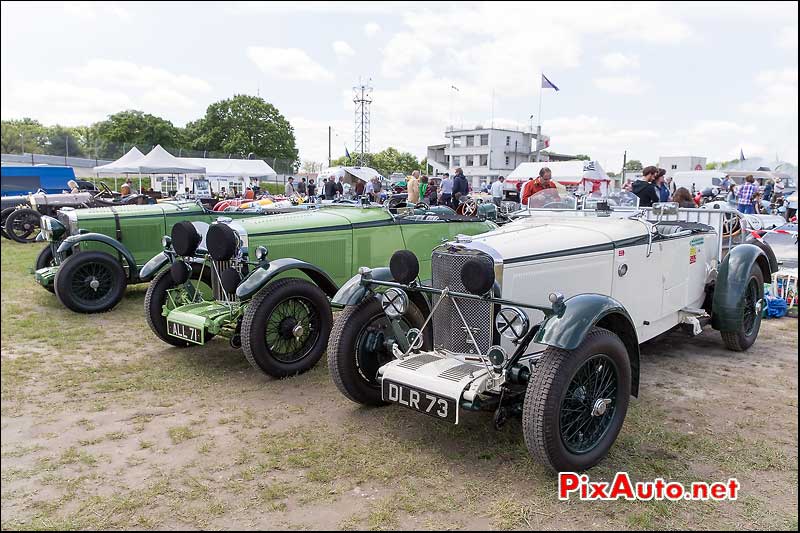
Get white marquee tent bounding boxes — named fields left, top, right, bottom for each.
left=92, top=146, right=145, bottom=189
left=317, top=166, right=382, bottom=185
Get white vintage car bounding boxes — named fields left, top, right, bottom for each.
left=327, top=190, right=778, bottom=473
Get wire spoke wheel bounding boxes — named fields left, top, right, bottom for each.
left=70, top=262, right=114, bottom=304
left=559, top=354, right=619, bottom=455
left=742, top=278, right=759, bottom=337
left=263, top=296, right=320, bottom=364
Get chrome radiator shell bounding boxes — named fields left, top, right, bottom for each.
left=430, top=245, right=500, bottom=355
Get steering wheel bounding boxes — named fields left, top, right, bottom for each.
left=385, top=195, right=408, bottom=211
left=414, top=202, right=429, bottom=210
left=457, top=199, right=479, bottom=217
left=94, top=182, right=114, bottom=199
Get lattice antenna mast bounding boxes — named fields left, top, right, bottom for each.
left=353, top=82, right=373, bottom=166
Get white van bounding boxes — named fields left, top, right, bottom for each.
left=671, top=170, right=728, bottom=193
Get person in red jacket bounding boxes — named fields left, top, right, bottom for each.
left=521, top=167, right=556, bottom=207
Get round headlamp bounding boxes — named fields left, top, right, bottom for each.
left=255, top=245, right=269, bottom=262
left=41, top=216, right=66, bottom=240
left=487, top=345, right=507, bottom=369
left=495, top=306, right=530, bottom=340
left=381, top=288, right=409, bottom=319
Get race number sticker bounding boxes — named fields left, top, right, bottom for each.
left=689, top=237, right=704, bottom=265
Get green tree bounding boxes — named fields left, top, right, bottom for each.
left=0, top=118, right=48, bottom=153
left=624, top=159, right=643, bottom=171
left=186, top=95, right=298, bottom=162
left=94, top=110, right=182, bottom=155
left=44, top=126, right=85, bottom=157
left=705, top=162, right=719, bottom=170
left=575, top=154, right=591, bottom=161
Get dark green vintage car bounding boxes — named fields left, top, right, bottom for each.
left=32, top=201, right=286, bottom=313
left=141, top=204, right=497, bottom=378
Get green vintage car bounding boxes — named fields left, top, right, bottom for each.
left=32, top=201, right=292, bottom=313
left=141, top=204, right=497, bottom=378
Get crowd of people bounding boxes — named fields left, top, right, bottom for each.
left=623, top=165, right=788, bottom=214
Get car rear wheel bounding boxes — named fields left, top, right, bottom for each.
left=4, top=207, right=41, bottom=243
left=144, top=264, right=214, bottom=347
left=54, top=251, right=127, bottom=313
left=523, top=327, right=630, bottom=473
left=328, top=297, right=430, bottom=406
left=241, top=278, right=332, bottom=378
left=721, top=264, right=764, bottom=351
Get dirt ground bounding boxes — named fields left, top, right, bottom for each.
left=1, top=239, right=797, bottom=530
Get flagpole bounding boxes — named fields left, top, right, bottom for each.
left=536, top=73, right=543, bottom=162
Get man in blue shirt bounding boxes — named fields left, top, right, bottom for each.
left=439, top=172, right=453, bottom=207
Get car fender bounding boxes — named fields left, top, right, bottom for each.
left=744, top=235, right=779, bottom=274
left=139, top=251, right=171, bottom=281
left=235, top=257, right=339, bottom=300
left=712, top=243, right=771, bottom=332
left=56, top=233, right=137, bottom=280
left=534, top=293, right=641, bottom=397
left=330, top=268, right=431, bottom=316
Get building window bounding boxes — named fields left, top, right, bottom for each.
left=480, top=134, right=489, bottom=146
left=466, top=136, right=474, bottom=147
left=480, top=154, right=488, bottom=166
left=505, top=156, right=510, bottom=166
left=465, top=155, right=474, bottom=166
left=452, top=156, right=460, bottom=166
left=671, top=164, right=677, bottom=170
left=453, top=137, right=462, bottom=147
left=505, top=136, right=510, bottom=146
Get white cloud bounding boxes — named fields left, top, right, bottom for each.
left=332, top=40, right=355, bottom=59
left=364, top=22, right=381, bottom=37
left=592, top=76, right=648, bottom=95
left=1, top=60, right=211, bottom=126
left=66, top=59, right=211, bottom=94
left=289, top=117, right=352, bottom=164
left=62, top=1, right=131, bottom=20
left=247, top=46, right=333, bottom=82
left=775, top=25, right=798, bottom=50
left=381, top=32, right=433, bottom=78
left=740, top=68, right=798, bottom=116
left=601, top=52, right=640, bottom=71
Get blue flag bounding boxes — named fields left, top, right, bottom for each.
left=541, top=73, right=560, bottom=91
left=345, top=146, right=350, bottom=158
left=739, top=148, right=745, bottom=161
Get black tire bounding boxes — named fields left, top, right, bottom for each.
left=328, top=297, right=430, bottom=406
left=35, top=246, right=58, bottom=293
left=144, top=263, right=214, bottom=347
left=721, top=264, right=764, bottom=351
left=53, top=251, right=127, bottom=313
left=241, top=278, right=333, bottom=378
left=1, top=206, right=17, bottom=239
left=523, top=327, right=631, bottom=473
left=4, top=207, right=41, bottom=243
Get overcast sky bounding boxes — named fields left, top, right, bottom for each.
left=1, top=1, right=797, bottom=170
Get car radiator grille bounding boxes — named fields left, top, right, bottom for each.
left=431, top=250, right=494, bottom=355
left=211, top=259, right=236, bottom=301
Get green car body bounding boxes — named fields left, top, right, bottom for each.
left=143, top=204, right=497, bottom=378
left=32, top=201, right=273, bottom=313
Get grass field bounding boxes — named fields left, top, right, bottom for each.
left=1, top=238, right=797, bottom=530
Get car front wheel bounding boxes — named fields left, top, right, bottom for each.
left=241, top=278, right=332, bottom=378
left=4, top=207, right=41, bottom=243
left=523, top=327, right=631, bottom=473
left=144, top=264, right=214, bottom=347
left=327, top=297, right=430, bottom=406
left=53, top=251, right=127, bottom=313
